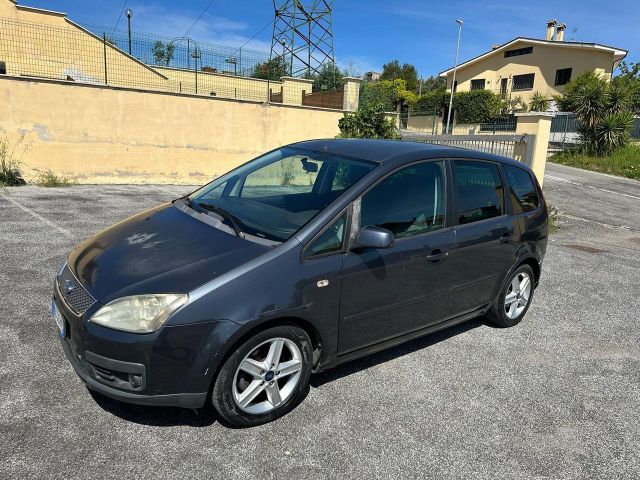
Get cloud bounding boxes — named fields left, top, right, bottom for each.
left=123, top=2, right=272, bottom=54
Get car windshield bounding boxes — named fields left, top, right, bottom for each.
left=188, top=147, right=377, bottom=242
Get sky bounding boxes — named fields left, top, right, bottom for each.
left=20, top=0, right=640, bottom=77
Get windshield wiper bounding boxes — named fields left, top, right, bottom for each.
left=192, top=201, right=245, bottom=238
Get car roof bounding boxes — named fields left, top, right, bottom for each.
left=290, top=138, right=530, bottom=170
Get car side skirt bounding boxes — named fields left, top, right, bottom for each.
left=318, top=307, right=488, bottom=372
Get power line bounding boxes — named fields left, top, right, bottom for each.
left=229, top=18, right=273, bottom=57
left=183, top=0, right=218, bottom=38
left=111, top=0, right=128, bottom=35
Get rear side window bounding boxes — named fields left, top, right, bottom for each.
left=453, top=160, right=504, bottom=225
left=504, top=165, right=540, bottom=213
left=361, top=161, right=446, bottom=239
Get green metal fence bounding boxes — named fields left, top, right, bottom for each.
left=0, top=17, right=354, bottom=108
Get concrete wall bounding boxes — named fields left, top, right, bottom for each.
left=0, top=77, right=344, bottom=184
left=443, top=39, right=619, bottom=104
left=155, top=66, right=278, bottom=101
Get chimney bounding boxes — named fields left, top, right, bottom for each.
left=556, top=23, right=566, bottom=42
left=546, top=19, right=557, bottom=40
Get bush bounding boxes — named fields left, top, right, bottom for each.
left=411, top=91, right=446, bottom=114
left=529, top=92, right=549, bottom=112
left=338, top=104, right=400, bottom=139
left=451, top=90, right=502, bottom=124
left=0, top=136, right=28, bottom=186
left=33, top=169, right=74, bottom=187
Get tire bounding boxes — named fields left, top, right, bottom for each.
left=485, top=264, right=535, bottom=328
left=211, top=325, right=312, bottom=428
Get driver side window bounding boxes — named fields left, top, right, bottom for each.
left=360, top=161, right=446, bottom=239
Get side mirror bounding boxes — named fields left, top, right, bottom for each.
left=355, top=226, right=394, bottom=249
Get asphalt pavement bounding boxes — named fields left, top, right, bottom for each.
left=1, top=164, right=639, bottom=479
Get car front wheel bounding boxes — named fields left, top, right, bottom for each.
left=485, top=264, right=535, bottom=328
left=211, top=325, right=312, bottom=427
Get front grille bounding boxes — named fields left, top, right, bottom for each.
left=57, top=264, right=95, bottom=315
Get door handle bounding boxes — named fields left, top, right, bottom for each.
left=498, top=233, right=514, bottom=243
left=426, top=249, right=449, bottom=262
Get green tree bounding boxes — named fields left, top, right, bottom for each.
left=419, top=76, right=446, bottom=94
left=151, top=41, right=175, bottom=66
left=360, top=79, right=417, bottom=111
left=337, top=104, right=400, bottom=139
left=313, top=63, right=344, bottom=91
left=561, top=71, right=634, bottom=154
left=617, top=60, right=640, bottom=113
left=380, top=60, right=420, bottom=93
left=252, top=56, right=288, bottom=81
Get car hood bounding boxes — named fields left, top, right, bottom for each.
left=68, top=203, right=271, bottom=304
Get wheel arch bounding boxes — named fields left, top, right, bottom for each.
left=518, top=256, right=541, bottom=286
left=206, top=315, right=324, bottom=396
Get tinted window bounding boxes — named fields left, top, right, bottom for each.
left=470, top=79, right=485, bottom=91
left=555, top=67, right=572, bottom=86
left=454, top=160, right=504, bottom=225
left=190, top=147, right=375, bottom=242
left=361, top=162, right=446, bottom=239
left=242, top=155, right=321, bottom=197
left=306, top=214, right=347, bottom=257
left=504, top=46, right=533, bottom=58
left=332, top=161, right=373, bottom=192
left=512, top=73, right=535, bottom=91
left=504, top=165, right=539, bottom=213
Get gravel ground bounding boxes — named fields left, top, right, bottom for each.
left=1, top=163, right=639, bottom=479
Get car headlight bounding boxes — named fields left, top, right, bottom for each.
left=90, top=294, right=188, bottom=333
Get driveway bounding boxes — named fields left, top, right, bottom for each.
left=1, top=165, right=639, bottom=479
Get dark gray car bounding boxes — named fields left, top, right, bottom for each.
left=52, top=139, right=548, bottom=427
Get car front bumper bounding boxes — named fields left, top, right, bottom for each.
left=59, top=334, right=207, bottom=408
left=53, top=278, right=244, bottom=409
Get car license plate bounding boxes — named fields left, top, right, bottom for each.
left=50, top=299, right=65, bottom=337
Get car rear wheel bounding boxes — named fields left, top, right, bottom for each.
left=485, top=264, right=535, bottom=328
left=211, top=325, right=312, bottom=427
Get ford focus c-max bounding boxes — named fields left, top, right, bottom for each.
left=51, top=139, right=548, bottom=427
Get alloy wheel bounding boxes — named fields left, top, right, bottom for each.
left=232, top=337, right=302, bottom=414
left=504, top=272, right=532, bottom=319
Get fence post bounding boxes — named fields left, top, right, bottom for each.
left=515, top=112, right=553, bottom=185
left=103, top=33, right=108, bottom=85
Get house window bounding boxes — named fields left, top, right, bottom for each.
left=453, top=80, right=458, bottom=92
left=470, top=79, right=485, bottom=90
left=555, top=68, right=572, bottom=86
left=0, top=62, right=6, bottom=75
left=504, top=46, right=533, bottom=58
left=512, top=73, right=535, bottom=91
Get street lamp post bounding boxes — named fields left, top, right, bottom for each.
left=445, top=19, right=463, bottom=135
left=192, top=47, right=201, bottom=94
left=125, top=9, right=133, bottom=56
left=279, top=39, right=286, bottom=75
left=225, top=57, right=238, bottom=75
